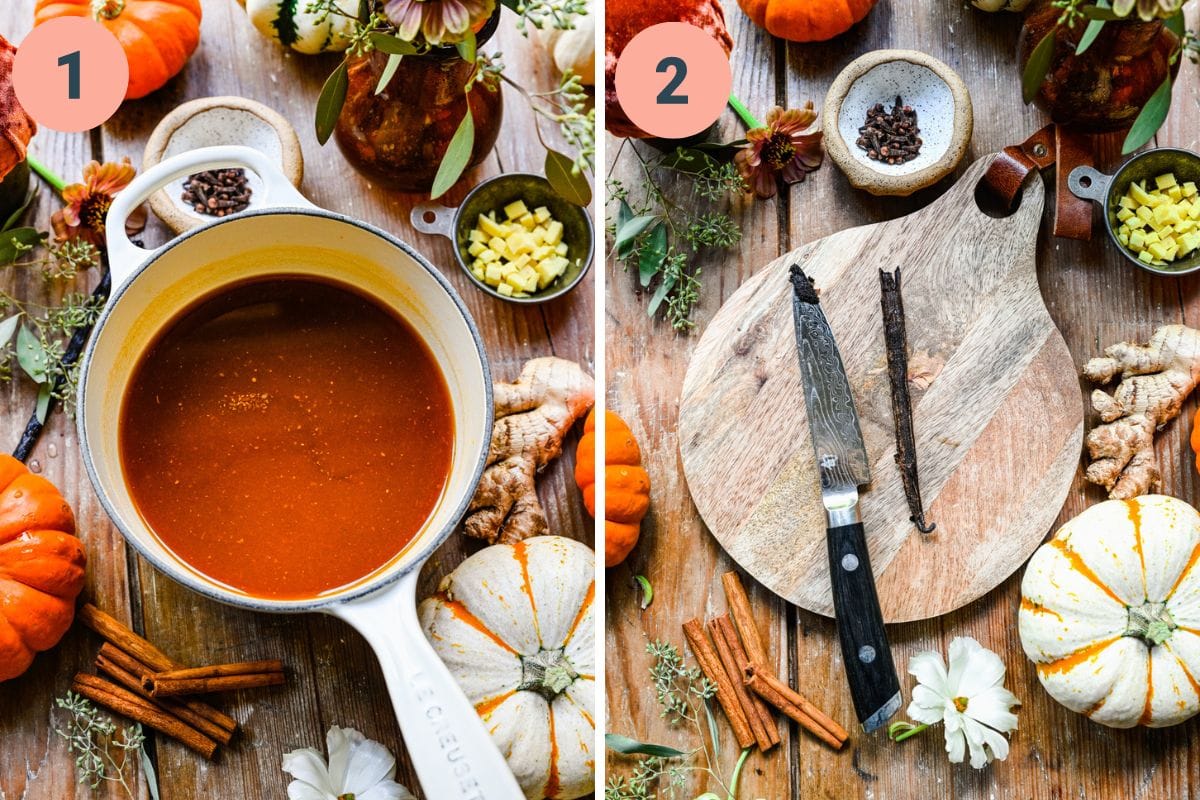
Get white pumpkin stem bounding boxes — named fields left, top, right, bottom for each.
left=1125, top=601, right=1176, bottom=646
left=519, top=648, right=579, bottom=701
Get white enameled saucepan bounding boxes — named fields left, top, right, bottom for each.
left=78, top=145, right=523, bottom=799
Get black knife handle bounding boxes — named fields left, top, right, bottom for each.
left=827, top=521, right=901, bottom=731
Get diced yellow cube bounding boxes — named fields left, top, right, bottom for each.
left=1131, top=182, right=1155, bottom=206
left=555, top=242, right=569, bottom=256
left=471, top=264, right=486, bottom=280
left=532, top=244, right=554, bottom=261
left=504, top=199, right=529, bottom=220
left=1156, top=173, right=1178, bottom=190
left=1139, top=249, right=1155, bottom=264
left=497, top=282, right=514, bottom=297
left=478, top=214, right=506, bottom=238
left=529, top=227, right=546, bottom=245
left=510, top=253, right=531, bottom=271
left=1149, top=241, right=1171, bottom=260
left=478, top=248, right=499, bottom=263
left=468, top=241, right=486, bottom=257
left=1129, top=215, right=1148, bottom=230
left=504, top=270, right=525, bottom=291
left=544, top=220, right=564, bottom=246
left=518, top=212, right=536, bottom=231
left=1145, top=231, right=1161, bottom=245
left=1129, top=230, right=1146, bottom=251
left=484, top=263, right=504, bottom=282
left=1184, top=182, right=1198, bottom=198
left=468, top=229, right=486, bottom=244
left=1119, top=196, right=1136, bottom=210
left=534, top=206, right=552, bottom=223
left=1168, top=185, right=1184, bottom=203
left=1118, top=231, right=1129, bottom=246
left=1118, top=207, right=1135, bottom=223
left=518, top=266, right=540, bottom=292
left=1137, top=205, right=1154, bottom=223
left=507, top=231, right=534, bottom=256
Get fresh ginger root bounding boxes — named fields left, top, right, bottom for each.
left=464, top=357, right=595, bottom=544
left=1083, top=325, right=1200, bottom=499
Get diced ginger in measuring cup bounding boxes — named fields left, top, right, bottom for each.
left=1116, top=173, right=1200, bottom=266
left=468, top=203, right=575, bottom=297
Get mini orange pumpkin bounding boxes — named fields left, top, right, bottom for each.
left=0, top=455, right=85, bottom=683
left=737, top=0, right=876, bottom=42
left=34, top=0, right=203, bottom=100
left=576, top=409, right=650, bottom=567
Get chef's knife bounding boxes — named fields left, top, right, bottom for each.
left=788, top=264, right=901, bottom=733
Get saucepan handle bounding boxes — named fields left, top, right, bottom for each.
left=411, top=202, right=458, bottom=240
left=105, top=145, right=316, bottom=292
left=329, top=570, right=525, bottom=800
left=1067, top=165, right=1111, bottom=204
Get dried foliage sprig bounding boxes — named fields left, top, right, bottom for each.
left=52, top=692, right=159, bottom=800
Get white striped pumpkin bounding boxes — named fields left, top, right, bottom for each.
left=1019, top=495, right=1200, bottom=728
left=245, top=0, right=357, bottom=54
left=419, top=536, right=595, bottom=799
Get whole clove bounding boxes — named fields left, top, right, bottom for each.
left=182, top=169, right=252, bottom=218
left=855, top=97, right=922, bottom=166
left=879, top=268, right=934, bottom=534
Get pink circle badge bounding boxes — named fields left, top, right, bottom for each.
left=13, top=17, right=129, bottom=133
left=614, top=22, right=733, bottom=140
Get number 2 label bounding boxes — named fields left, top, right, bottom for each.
left=58, top=50, right=81, bottom=100
left=655, top=57, right=688, bottom=106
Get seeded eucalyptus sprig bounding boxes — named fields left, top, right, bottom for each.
left=52, top=692, right=159, bottom=800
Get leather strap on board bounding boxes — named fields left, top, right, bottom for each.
left=981, top=124, right=1094, bottom=241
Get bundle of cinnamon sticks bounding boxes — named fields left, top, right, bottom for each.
left=681, top=573, right=848, bottom=752
left=74, top=603, right=286, bottom=760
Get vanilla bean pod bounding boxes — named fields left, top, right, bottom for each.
left=879, top=268, right=934, bottom=534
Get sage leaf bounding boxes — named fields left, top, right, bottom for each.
left=0, top=315, right=20, bottom=348
left=0, top=227, right=44, bottom=265
left=638, top=224, right=666, bottom=287
left=370, top=33, right=418, bottom=55
left=1082, top=5, right=1121, bottom=19
left=315, top=61, right=350, bottom=146
left=1122, top=76, right=1172, bottom=154
left=634, top=574, right=653, bottom=609
left=2, top=186, right=38, bottom=233
left=431, top=107, right=475, bottom=199
left=615, top=213, right=657, bottom=259
left=604, top=734, right=686, bottom=758
left=544, top=148, right=592, bottom=206
left=1076, top=0, right=1108, bottom=55
left=1022, top=30, right=1056, bottom=104
left=140, top=742, right=161, bottom=800
left=376, top=53, right=403, bottom=95
left=16, top=324, right=49, bottom=384
left=646, top=272, right=676, bottom=317
left=703, top=697, right=721, bottom=763
left=35, top=382, right=51, bottom=424
left=456, top=29, right=477, bottom=63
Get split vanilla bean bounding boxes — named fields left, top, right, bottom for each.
left=879, top=268, right=935, bottom=534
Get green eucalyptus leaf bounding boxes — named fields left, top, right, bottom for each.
left=357, top=0, right=371, bottom=24
left=1166, top=9, right=1185, bottom=37
left=34, top=382, right=51, bottom=424
left=315, top=60, right=350, bottom=146
left=1122, top=76, right=1173, bottom=154
left=638, top=224, right=666, bottom=287
left=1082, top=5, right=1121, bottom=19
left=456, top=29, right=477, bottom=63
left=604, top=733, right=686, bottom=758
left=1076, top=1, right=1108, bottom=54
left=2, top=186, right=38, bottom=233
left=0, top=227, right=44, bottom=265
left=430, top=108, right=475, bottom=199
left=376, top=53, right=404, bottom=95
left=647, top=272, right=676, bottom=317
left=617, top=199, right=632, bottom=243
left=615, top=214, right=657, bottom=258
left=370, top=33, right=419, bottom=55
left=544, top=148, right=592, bottom=206
left=703, top=697, right=721, bottom=764
left=16, top=324, right=49, bottom=384
left=0, top=315, right=20, bottom=348
left=634, top=574, right=653, bottom=609
left=140, top=742, right=161, bottom=800
left=1022, top=29, right=1057, bottom=104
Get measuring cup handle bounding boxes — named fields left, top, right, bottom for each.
left=1067, top=165, right=1110, bottom=204
left=329, top=571, right=525, bottom=800
left=105, top=145, right=316, bottom=291
left=411, top=203, right=457, bottom=239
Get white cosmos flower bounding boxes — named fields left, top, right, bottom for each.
left=282, top=726, right=417, bottom=800
left=906, top=637, right=1020, bottom=769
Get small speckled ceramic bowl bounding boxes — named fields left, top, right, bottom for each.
left=411, top=173, right=594, bottom=304
left=823, top=50, right=973, bottom=196
left=1069, top=148, right=1200, bottom=276
left=142, top=96, right=303, bottom=233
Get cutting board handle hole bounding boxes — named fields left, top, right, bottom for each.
left=973, top=178, right=1023, bottom=220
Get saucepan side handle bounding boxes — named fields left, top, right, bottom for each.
left=1067, top=165, right=1111, bottom=204
left=105, top=145, right=316, bottom=291
left=328, top=570, right=525, bottom=800
left=410, top=202, right=458, bottom=240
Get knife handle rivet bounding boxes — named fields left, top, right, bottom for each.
left=840, top=553, right=859, bottom=572
left=858, top=645, right=876, bottom=664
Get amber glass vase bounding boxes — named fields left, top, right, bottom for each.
left=335, top=10, right=503, bottom=193
left=1018, top=0, right=1180, bottom=132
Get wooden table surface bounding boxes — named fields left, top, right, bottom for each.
left=606, top=3, right=1200, bottom=799
left=0, top=2, right=594, bottom=798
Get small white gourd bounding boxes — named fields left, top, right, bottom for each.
left=536, top=0, right=595, bottom=86
left=245, top=0, right=358, bottom=54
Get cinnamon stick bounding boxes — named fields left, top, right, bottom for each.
left=708, top=615, right=778, bottom=751
left=80, top=606, right=238, bottom=733
left=95, top=646, right=234, bottom=746
left=72, top=673, right=218, bottom=759
left=721, top=571, right=770, bottom=670
left=744, top=664, right=848, bottom=750
left=147, top=670, right=285, bottom=698
left=681, top=618, right=755, bottom=750
left=147, top=660, right=284, bottom=683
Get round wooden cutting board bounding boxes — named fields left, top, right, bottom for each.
left=678, top=156, right=1085, bottom=623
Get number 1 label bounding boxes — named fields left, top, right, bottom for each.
left=58, top=50, right=81, bottom=100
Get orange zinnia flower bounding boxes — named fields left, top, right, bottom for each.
left=51, top=158, right=146, bottom=249
left=735, top=104, right=824, bottom=199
